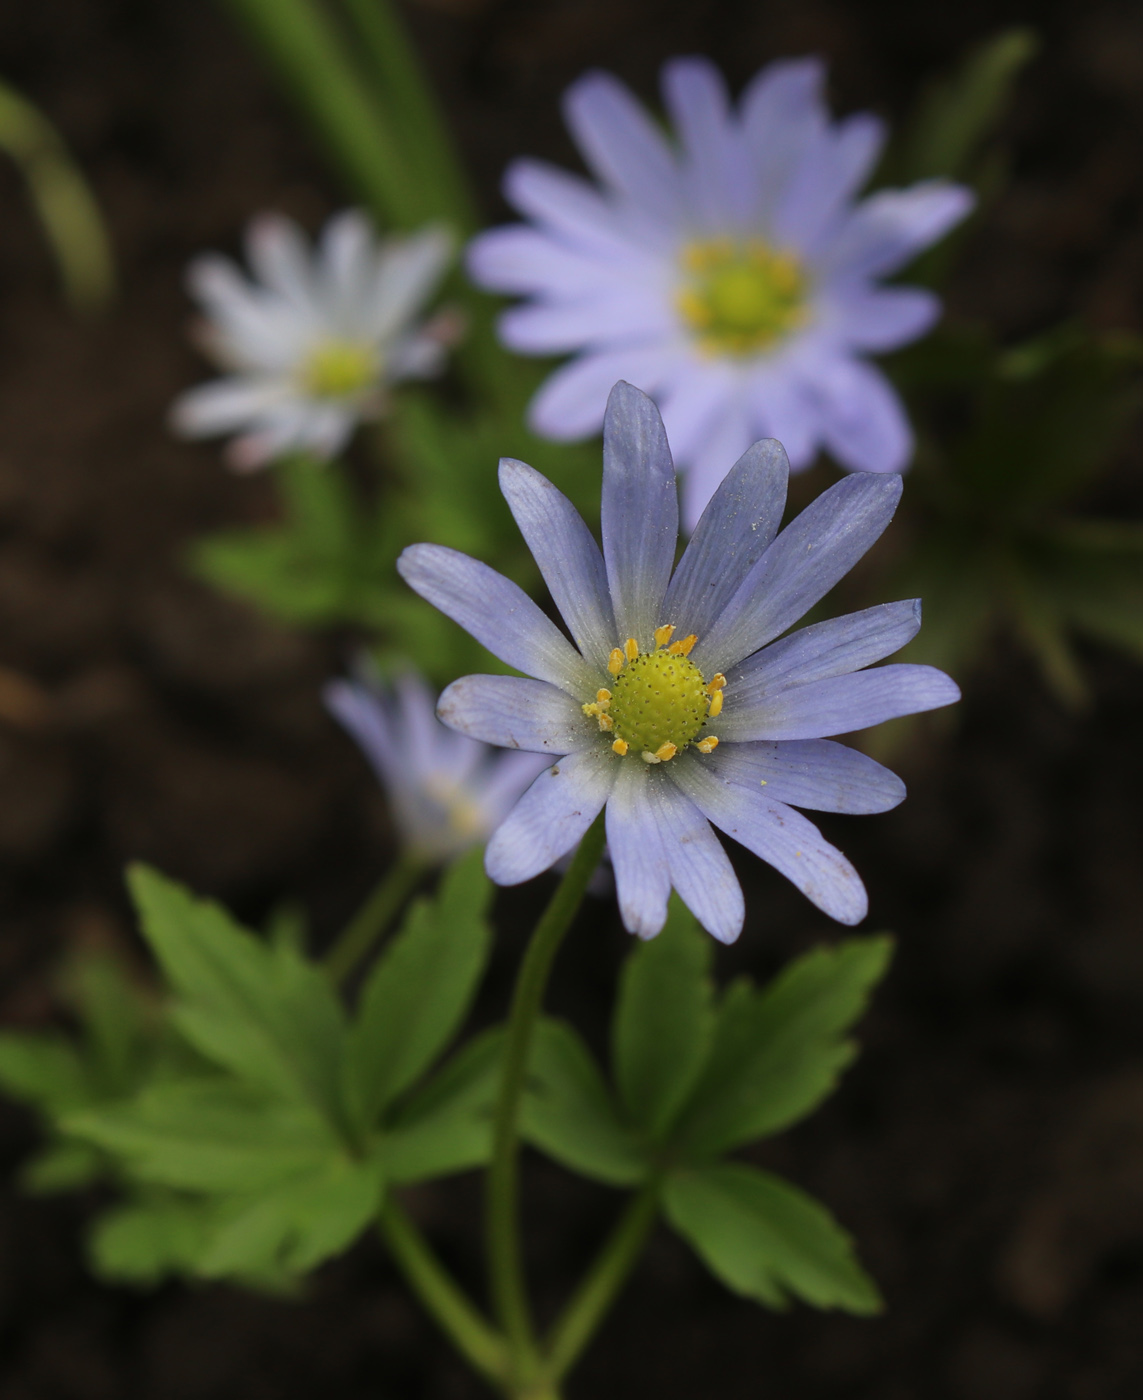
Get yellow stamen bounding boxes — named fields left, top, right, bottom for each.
left=582, top=702, right=601, bottom=718
left=608, top=648, right=625, bottom=676
left=612, top=738, right=628, bottom=756
left=641, top=750, right=661, bottom=764
left=708, top=689, right=723, bottom=719
left=668, top=633, right=697, bottom=656
left=696, top=736, right=719, bottom=754
left=654, top=623, right=675, bottom=649
left=707, top=673, right=726, bottom=692
left=598, top=713, right=614, bottom=731
left=596, top=688, right=612, bottom=707
left=625, top=638, right=639, bottom=661
left=654, top=741, right=677, bottom=762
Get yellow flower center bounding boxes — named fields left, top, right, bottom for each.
left=582, top=625, right=722, bottom=764
left=422, top=775, right=486, bottom=841
left=301, top=339, right=379, bottom=399
left=677, top=238, right=808, bottom=357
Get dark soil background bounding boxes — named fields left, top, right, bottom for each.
left=1, top=1, right=1142, bottom=1397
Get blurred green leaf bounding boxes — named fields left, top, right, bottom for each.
left=88, top=1192, right=214, bottom=1286
left=127, top=865, right=347, bottom=1124
left=344, top=848, right=494, bottom=1130
left=663, top=1163, right=881, bottom=1314
left=611, top=898, right=715, bottom=1141
left=382, top=1028, right=503, bottom=1183
left=521, top=1018, right=648, bottom=1187
left=21, top=1140, right=105, bottom=1194
left=672, top=937, right=893, bottom=1162
left=0, top=1034, right=90, bottom=1113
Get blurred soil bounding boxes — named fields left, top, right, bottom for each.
left=1, top=1, right=1142, bottom=1397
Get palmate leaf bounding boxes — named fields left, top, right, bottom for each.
left=382, top=1028, right=504, bottom=1183
left=344, top=848, right=493, bottom=1131
left=663, top=1163, right=881, bottom=1315
left=89, top=1192, right=215, bottom=1286
left=127, top=865, right=347, bottom=1126
left=671, top=937, right=893, bottom=1163
left=521, top=1019, right=647, bottom=1187
left=612, top=897, right=715, bottom=1140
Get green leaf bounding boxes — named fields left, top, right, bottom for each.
left=21, top=1140, right=104, bottom=1194
left=344, top=848, right=493, bottom=1129
left=196, top=1152, right=384, bottom=1280
left=521, top=1019, right=648, bottom=1187
left=382, top=1028, right=503, bottom=1182
left=892, top=28, right=1039, bottom=184
left=612, top=897, right=715, bottom=1140
left=673, top=937, right=893, bottom=1161
left=0, top=1033, right=90, bottom=1112
left=88, top=1193, right=213, bottom=1285
left=66, top=1078, right=342, bottom=1193
left=127, top=864, right=346, bottom=1123
left=663, top=1163, right=881, bottom=1314
left=61, top=948, right=153, bottom=1097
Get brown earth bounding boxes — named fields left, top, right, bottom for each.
left=0, top=1, right=1142, bottom=1397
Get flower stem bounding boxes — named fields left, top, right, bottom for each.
left=378, top=1196, right=509, bottom=1389
left=485, top=813, right=607, bottom=1375
left=323, top=852, right=425, bottom=983
left=543, top=1183, right=660, bottom=1382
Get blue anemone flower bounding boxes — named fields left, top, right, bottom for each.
left=398, top=382, right=958, bottom=942
left=467, top=57, right=973, bottom=528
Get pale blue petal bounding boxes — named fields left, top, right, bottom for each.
left=485, top=748, right=617, bottom=885
left=504, top=158, right=634, bottom=256
left=673, top=755, right=868, bottom=924
left=739, top=58, right=827, bottom=223
left=664, top=438, right=789, bottom=638
left=662, top=57, right=753, bottom=231
left=700, top=739, right=905, bottom=814
left=693, top=473, right=903, bottom=673
left=656, top=360, right=741, bottom=463
left=397, top=544, right=595, bottom=695
left=601, top=382, right=679, bottom=645
left=814, top=358, right=913, bottom=474
left=826, top=181, right=974, bottom=280
left=718, top=663, right=961, bottom=742
left=467, top=226, right=615, bottom=297
left=744, top=365, right=820, bottom=469
left=655, top=777, right=744, bottom=943
left=606, top=763, right=671, bottom=938
left=773, top=113, right=886, bottom=253
left=498, top=459, right=616, bottom=669
left=563, top=70, right=683, bottom=228
left=824, top=285, right=941, bottom=351
left=728, top=600, right=922, bottom=697
left=499, top=293, right=672, bottom=354
left=528, top=348, right=681, bottom=441
left=677, top=392, right=756, bottom=531
left=437, top=675, right=593, bottom=755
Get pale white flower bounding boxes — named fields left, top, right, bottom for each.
left=171, top=211, right=455, bottom=470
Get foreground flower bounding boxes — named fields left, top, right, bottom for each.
left=467, top=57, right=973, bottom=526
left=398, top=382, right=959, bottom=942
left=172, top=211, right=455, bottom=470
left=325, top=670, right=549, bottom=865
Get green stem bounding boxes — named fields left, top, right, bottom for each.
left=323, top=852, right=425, bottom=982
left=379, top=1195, right=509, bottom=1389
left=543, top=1183, right=660, bottom=1382
left=336, top=0, right=476, bottom=232
left=486, top=813, right=607, bottom=1372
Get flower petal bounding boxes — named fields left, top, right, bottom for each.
left=601, top=382, right=679, bottom=644
left=814, top=358, right=913, bottom=474
left=498, top=459, right=617, bottom=669
left=397, top=544, right=596, bottom=695
left=437, top=675, right=593, bottom=755
left=739, top=58, right=827, bottom=220
left=665, top=438, right=789, bottom=637
left=245, top=214, right=319, bottom=314
left=499, top=292, right=673, bottom=355
left=563, top=70, right=683, bottom=229
left=694, top=472, right=903, bottom=673
left=504, top=158, right=634, bottom=256
left=826, top=181, right=974, bottom=280
left=606, top=763, right=672, bottom=938
left=169, top=377, right=290, bottom=437
left=728, top=599, right=922, bottom=697
left=774, top=113, right=886, bottom=254
left=677, top=390, right=757, bottom=530
left=485, top=748, right=617, bottom=885
left=702, top=739, right=905, bottom=814
left=718, top=663, right=961, bottom=742
left=662, top=57, right=753, bottom=232
left=823, top=284, right=941, bottom=352
left=468, top=226, right=619, bottom=297
left=527, top=348, right=680, bottom=441
left=369, top=225, right=453, bottom=341
left=655, top=777, right=744, bottom=943
left=673, top=755, right=868, bottom=924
